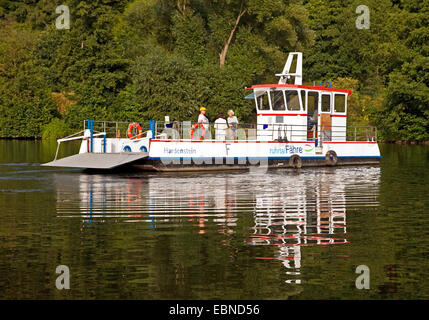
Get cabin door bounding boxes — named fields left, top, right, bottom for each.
left=306, top=91, right=319, bottom=140
left=331, top=93, right=347, bottom=141
left=319, top=93, right=332, bottom=142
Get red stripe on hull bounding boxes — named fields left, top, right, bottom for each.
left=151, top=140, right=377, bottom=145
left=326, top=141, right=378, bottom=144
left=151, top=140, right=315, bottom=144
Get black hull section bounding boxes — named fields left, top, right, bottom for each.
left=129, top=157, right=380, bottom=172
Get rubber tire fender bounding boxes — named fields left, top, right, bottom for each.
left=325, top=150, right=338, bottom=166
left=289, top=154, right=302, bottom=169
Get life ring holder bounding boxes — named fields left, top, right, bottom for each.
left=289, top=154, right=302, bottom=169
left=127, top=122, right=143, bottom=140
left=325, top=150, right=338, bottom=166
left=140, top=146, right=148, bottom=153
left=82, top=138, right=89, bottom=152
left=190, top=123, right=205, bottom=140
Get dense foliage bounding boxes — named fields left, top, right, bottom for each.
left=0, top=0, right=427, bottom=141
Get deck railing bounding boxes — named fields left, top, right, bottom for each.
left=83, top=120, right=377, bottom=143
left=84, top=120, right=151, bottom=139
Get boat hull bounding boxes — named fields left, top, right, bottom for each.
left=131, top=156, right=380, bottom=172
left=132, top=139, right=381, bottom=171
left=52, top=138, right=381, bottom=171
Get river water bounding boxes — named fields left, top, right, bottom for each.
left=0, top=140, right=428, bottom=299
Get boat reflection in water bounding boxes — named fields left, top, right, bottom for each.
left=55, top=166, right=380, bottom=285
left=250, top=170, right=352, bottom=284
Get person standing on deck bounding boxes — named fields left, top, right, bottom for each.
left=226, top=109, right=238, bottom=140
left=198, top=107, right=209, bottom=139
left=214, top=113, right=228, bottom=140
left=308, top=109, right=317, bottom=129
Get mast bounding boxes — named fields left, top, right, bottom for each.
left=276, top=52, right=303, bottom=85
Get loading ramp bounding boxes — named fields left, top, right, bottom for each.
left=42, top=152, right=148, bottom=169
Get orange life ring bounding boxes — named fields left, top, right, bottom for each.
left=127, top=122, right=143, bottom=139
left=190, top=123, right=205, bottom=140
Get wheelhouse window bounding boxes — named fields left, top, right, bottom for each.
left=285, top=90, right=301, bottom=111
left=321, top=94, right=331, bottom=112
left=334, top=94, right=346, bottom=113
left=255, top=91, right=270, bottom=111
left=300, top=90, right=306, bottom=112
left=307, top=91, right=319, bottom=114
left=270, top=90, right=285, bottom=110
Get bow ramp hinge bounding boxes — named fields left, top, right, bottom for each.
left=276, top=52, right=303, bottom=85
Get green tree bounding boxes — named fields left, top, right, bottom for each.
left=127, top=49, right=210, bottom=121
left=0, top=20, right=57, bottom=138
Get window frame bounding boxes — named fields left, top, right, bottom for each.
left=270, top=89, right=286, bottom=111
left=254, top=90, right=272, bottom=111
left=321, top=93, right=332, bottom=113
left=307, top=90, right=319, bottom=115
left=284, top=89, right=302, bottom=112
left=300, top=90, right=307, bottom=112
left=333, top=93, right=347, bottom=114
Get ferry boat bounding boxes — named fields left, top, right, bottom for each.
left=43, top=52, right=381, bottom=171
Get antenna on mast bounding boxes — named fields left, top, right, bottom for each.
left=276, top=52, right=303, bottom=85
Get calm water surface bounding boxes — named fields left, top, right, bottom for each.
left=0, top=140, right=428, bottom=299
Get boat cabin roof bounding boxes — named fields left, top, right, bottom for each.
left=247, top=84, right=352, bottom=95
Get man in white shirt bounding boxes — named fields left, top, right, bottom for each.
left=214, top=113, right=228, bottom=140
left=198, top=107, right=209, bottom=139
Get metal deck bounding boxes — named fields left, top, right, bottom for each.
left=42, top=152, right=148, bottom=169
